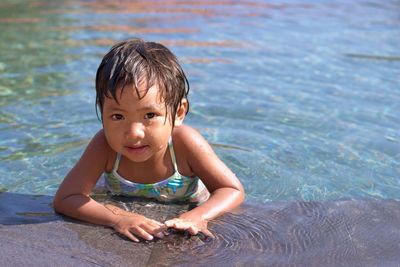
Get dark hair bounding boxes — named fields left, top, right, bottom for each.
left=95, top=38, right=190, bottom=125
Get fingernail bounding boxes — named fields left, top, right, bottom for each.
left=155, top=233, right=164, bottom=238
left=147, top=235, right=154, bottom=240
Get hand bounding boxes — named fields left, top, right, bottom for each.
left=105, top=204, right=166, bottom=242
left=164, top=215, right=214, bottom=238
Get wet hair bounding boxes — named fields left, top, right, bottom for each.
left=95, top=38, right=189, bottom=125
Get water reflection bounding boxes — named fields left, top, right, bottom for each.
left=0, top=1, right=77, bottom=105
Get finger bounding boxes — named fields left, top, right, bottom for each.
left=147, top=224, right=166, bottom=239
left=168, top=220, right=188, bottom=230
left=187, top=226, right=198, bottom=235
left=144, top=220, right=165, bottom=235
left=149, top=219, right=165, bottom=228
left=164, top=219, right=178, bottom=228
left=201, top=228, right=215, bottom=238
left=154, top=232, right=164, bottom=239
left=130, top=226, right=154, bottom=241
left=155, top=224, right=169, bottom=238
left=163, top=230, right=170, bottom=236
left=142, top=221, right=165, bottom=234
left=122, top=230, right=139, bottom=242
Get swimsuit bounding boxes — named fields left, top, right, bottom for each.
left=104, top=139, right=209, bottom=203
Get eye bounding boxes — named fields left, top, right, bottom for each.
left=144, top=112, right=156, bottom=119
left=111, top=114, right=124, bottom=121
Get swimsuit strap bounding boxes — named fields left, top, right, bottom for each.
left=112, top=153, right=122, bottom=173
left=168, top=138, right=178, bottom=172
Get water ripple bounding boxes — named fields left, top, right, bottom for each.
left=142, top=200, right=400, bottom=266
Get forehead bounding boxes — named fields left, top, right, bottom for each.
left=104, top=84, right=165, bottom=109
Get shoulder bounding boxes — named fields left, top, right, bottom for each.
left=89, top=129, right=111, bottom=153
left=91, top=129, right=109, bottom=147
left=172, top=124, right=201, bottom=140
left=86, top=129, right=116, bottom=171
left=172, top=124, right=209, bottom=150
left=171, top=124, right=215, bottom=164
left=171, top=125, right=243, bottom=194
left=170, top=124, right=210, bottom=176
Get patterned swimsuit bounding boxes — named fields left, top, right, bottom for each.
left=104, top=139, right=209, bottom=203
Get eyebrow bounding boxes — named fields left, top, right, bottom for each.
left=105, top=103, right=164, bottom=112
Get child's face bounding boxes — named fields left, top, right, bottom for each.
left=102, top=84, right=183, bottom=163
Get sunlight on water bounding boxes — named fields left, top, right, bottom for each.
left=0, top=0, right=399, bottom=202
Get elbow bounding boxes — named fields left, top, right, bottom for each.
left=229, top=186, right=245, bottom=206
left=234, top=177, right=246, bottom=205
left=52, top=191, right=69, bottom=214
left=234, top=180, right=246, bottom=205
left=52, top=195, right=63, bottom=213
left=52, top=193, right=90, bottom=215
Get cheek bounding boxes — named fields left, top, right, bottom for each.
left=103, top=124, right=113, bottom=139
left=103, top=124, right=122, bottom=145
left=103, top=129, right=115, bottom=145
left=147, top=129, right=170, bottom=147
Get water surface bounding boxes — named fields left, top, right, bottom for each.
left=1, top=0, right=398, bottom=201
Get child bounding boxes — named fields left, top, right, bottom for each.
left=53, top=38, right=245, bottom=242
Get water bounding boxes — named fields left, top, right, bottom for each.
left=0, top=1, right=399, bottom=262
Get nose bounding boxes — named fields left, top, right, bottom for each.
left=126, top=122, right=145, bottom=140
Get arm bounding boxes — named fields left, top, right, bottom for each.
left=53, top=130, right=164, bottom=242
left=165, top=125, right=245, bottom=236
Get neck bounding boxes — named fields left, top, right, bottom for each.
left=120, top=144, right=174, bottom=183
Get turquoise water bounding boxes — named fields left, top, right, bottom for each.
left=0, top=0, right=399, bottom=202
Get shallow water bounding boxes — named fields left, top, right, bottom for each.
left=0, top=0, right=399, bottom=265
left=0, top=0, right=399, bottom=201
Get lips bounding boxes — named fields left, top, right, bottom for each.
left=125, top=145, right=149, bottom=154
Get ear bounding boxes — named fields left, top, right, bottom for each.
left=174, top=98, right=188, bottom=126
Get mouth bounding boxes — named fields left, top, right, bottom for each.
left=125, top=145, right=149, bottom=154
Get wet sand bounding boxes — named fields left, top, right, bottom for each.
left=1, top=192, right=399, bottom=266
